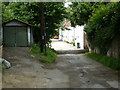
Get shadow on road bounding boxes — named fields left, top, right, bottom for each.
left=57, top=49, right=88, bottom=54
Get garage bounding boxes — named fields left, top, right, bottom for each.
left=2, top=19, right=33, bottom=47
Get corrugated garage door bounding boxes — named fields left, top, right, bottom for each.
left=3, top=27, right=28, bottom=47
left=16, top=27, right=28, bottom=46
left=4, top=27, right=16, bottom=46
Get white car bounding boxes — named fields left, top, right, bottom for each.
left=0, top=58, right=11, bottom=69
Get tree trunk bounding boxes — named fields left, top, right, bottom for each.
left=39, top=2, right=45, bottom=53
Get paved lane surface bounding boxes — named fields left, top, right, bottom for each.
left=2, top=39, right=119, bottom=88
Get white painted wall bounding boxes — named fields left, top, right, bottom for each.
left=59, top=28, right=62, bottom=41
left=74, top=25, right=84, bottom=49
left=68, top=27, right=74, bottom=43
left=59, top=25, right=84, bottom=49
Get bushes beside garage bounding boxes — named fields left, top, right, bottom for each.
left=29, top=44, right=57, bottom=63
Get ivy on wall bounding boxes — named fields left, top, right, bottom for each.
left=85, top=2, right=120, bottom=54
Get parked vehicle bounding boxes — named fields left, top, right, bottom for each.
left=54, top=36, right=59, bottom=39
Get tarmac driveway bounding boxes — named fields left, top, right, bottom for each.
left=2, top=42, right=119, bottom=88
left=2, top=47, right=46, bottom=88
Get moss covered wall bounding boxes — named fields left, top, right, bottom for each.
left=107, top=35, right=120, bottom=59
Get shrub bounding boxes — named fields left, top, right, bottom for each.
left=70, top=42, right=75, bottom=46
left=85, top=3, right=120, bottom=54
left=29, top=44, right=57, bottom=63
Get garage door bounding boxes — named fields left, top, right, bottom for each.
left=3, top=27, right=28, bottom=47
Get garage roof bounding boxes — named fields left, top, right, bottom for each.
left=3, top=19, right=33, bottom=27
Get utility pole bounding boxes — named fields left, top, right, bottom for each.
left=39, top=2, right=46, bottom=53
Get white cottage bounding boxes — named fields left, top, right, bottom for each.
left=59, top=21, right=85, bottom=49
left=74, top=25, right=84, bottom=49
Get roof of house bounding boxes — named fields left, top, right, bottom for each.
left=3, top=19, right=33, bottom=27
left=63, top=21, right=71, bottom=28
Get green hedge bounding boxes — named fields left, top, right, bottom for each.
left=85, top=3, right=120, bottom=54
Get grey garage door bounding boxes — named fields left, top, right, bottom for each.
left=3, top=27, right=28, bottom=47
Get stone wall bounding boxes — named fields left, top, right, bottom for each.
left=84, top=32, right=89, bottom=50
left=0, top=45, right=2, bottom=58
left=0, top=27, right=2, bottom=46
left=107, top=35, right=120, bottom=59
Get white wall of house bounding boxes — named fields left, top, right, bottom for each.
left=62, top=29, right=68, bottom=41
left=74, top=25, right=84, bottom=49
left=59, top=28, right=63, bottom=41
left=59, top=25, right=84, bottom=49
left=68, top=27, right=74, bottom=43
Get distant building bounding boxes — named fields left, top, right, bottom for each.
left=59, top=21, right=86, bottom=49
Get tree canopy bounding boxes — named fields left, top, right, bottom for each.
left=2, top=2, right=66, bottom=43
left=65, top=2, right=120, bottom=56
left=85, top=2, right=120, bottom=54
left=66, top=2, right=107, bottom=26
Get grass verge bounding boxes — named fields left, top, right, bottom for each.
left=85, top=53, right=120, bottom=70
left=29, top=44, right=57, bottom=63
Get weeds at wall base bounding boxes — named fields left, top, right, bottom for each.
left=85, top=53, right=120, bottom=70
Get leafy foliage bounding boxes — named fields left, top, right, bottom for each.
left=66, top=2, right=107, bottom=26
left=45, top=2, right=66, bottom=42
left=2, top=2, right=66, bottom=43
left=85, top=3, right=120, bottom=54
left=29, top=44, right=57, bottom=63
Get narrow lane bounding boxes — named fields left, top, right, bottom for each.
left=46, top=39, right=118, bottom=88
left=51, top=39, right=87, bottom=54
left=2, top=40, right=119, bottom=88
